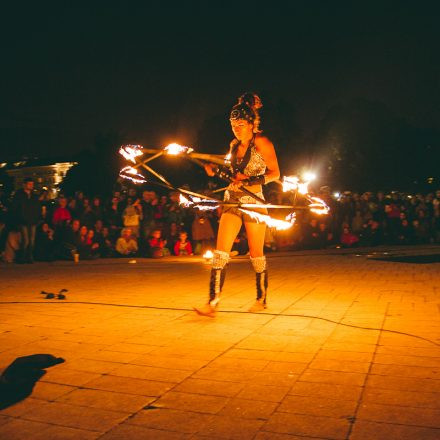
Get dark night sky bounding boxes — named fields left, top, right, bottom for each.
left=1, top=2, right=439, bottom=159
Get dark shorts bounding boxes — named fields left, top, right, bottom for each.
left=222, top=190, right=268, bottom=223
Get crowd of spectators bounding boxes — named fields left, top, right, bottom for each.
left=0, top=178, right=439, bottom=264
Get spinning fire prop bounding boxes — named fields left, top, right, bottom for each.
left=118, top=143, right=329, bottom=230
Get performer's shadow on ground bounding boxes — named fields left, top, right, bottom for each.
left=0, top=354, right=65, bottom=409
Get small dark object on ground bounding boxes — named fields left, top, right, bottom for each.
left=57, top=294, right=66, bottom=300
left=0, top=354, right=65, bottom=409
left=44, top=293, right=55, bottom=299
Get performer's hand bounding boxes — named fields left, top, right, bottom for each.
left=204, top=163, right=216, bottom=177
left=228, top=175, right=246, bottom=192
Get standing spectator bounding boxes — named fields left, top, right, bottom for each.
left=12, top=178, right=41, bottom=263
left=116, top=228, right=138, bottom=257
left=91, top=197, right=105, bottom=222
left=122, top=198, right=141, bottom=237
left=80, top=198, right=96, bottom=228
left=34, top=223, right=56, bottom=261
left=174, top=231, right=193, bottom=256
left=139, top=190, right=155, bottom=242
left=191, top=213, right=215, bottom=255
left=106, top=196, right=122, bottom=238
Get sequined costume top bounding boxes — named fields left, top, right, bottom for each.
left=224, top=136, right=267, bottom=204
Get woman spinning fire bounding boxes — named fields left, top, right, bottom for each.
left=195, top=93, right=280, bottom=317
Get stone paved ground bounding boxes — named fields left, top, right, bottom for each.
left=0, top=247, right=440, bottom=439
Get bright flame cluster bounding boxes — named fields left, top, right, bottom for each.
left=164, top=143, right=194, bottom=155
left=119, top=145, right=143, bottom=163
left=282, top=174, right=329, bottom=215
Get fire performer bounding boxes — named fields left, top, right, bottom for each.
left=195, top=93, right=280, bottom=317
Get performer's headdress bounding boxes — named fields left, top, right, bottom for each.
left=230, top=92, right=263, bottom=133
left=229, top=103, right=256, bottom=123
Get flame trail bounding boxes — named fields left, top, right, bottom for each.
left=119, top=166, right=147, bottom=184
left=238, top=209, right=295, bottom=230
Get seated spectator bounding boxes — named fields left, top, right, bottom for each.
left=317, top=222, right=333, bottom=248
left=116, top=228, right=138, bottom=257
left=52, top=198, right=72, bottom=228
left=362, top=219, right=384, bottom=246
left=397, top=218, right=414, bottom=245
left=302, top=218, right=321, bottom=249
left=77, top=225, right=93, bottom=259
left=56, top=219, right=81, bottom=260
left=174, top=231, right=193, bottom=256
left=34, top=223, right=56, bottom=261
left=163, top=222, right=180, bottom=254
left=340, top=226, right=359, bottom=247
left=97, top=226, right=115, bottom=258
left=86, top=229, right=100, bottom=258
left=148, top=229, right=167, bottom=258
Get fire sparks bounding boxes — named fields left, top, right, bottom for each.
left=179, top=194, right=219, bottom=211
left=285, top=212, right=296, bottom=224
left=119, top=145, right=143, bottom=163
left=164, top=143, right=194, bottom=155
left=119, top=166, right=147, bottom=184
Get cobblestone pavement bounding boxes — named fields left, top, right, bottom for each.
left=0, top=247, right=439, bottom=439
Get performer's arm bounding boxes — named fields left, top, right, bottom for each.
left=253, top=135, right=280, bottom=184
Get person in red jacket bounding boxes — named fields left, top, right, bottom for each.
left=52, top=198, right=72, bottom=227
left=174, top=231, right=193, bottom=256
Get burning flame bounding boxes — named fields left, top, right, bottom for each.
left=119, top=145, right=143, bottom=163
left=240, top=209, right=294, bottom=230
left=203, top=250, right=214, bottom=259
left=119, top=166, right=147, bottom=184
left=164, top=143, right=194, bottom=155
left=224, top=152, right=232, bottom=164
left=282, top=175, right=312, bottom=195
left=308, top=196, right=330, bottom=215
left=282, top=173, right=329, bottom=215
